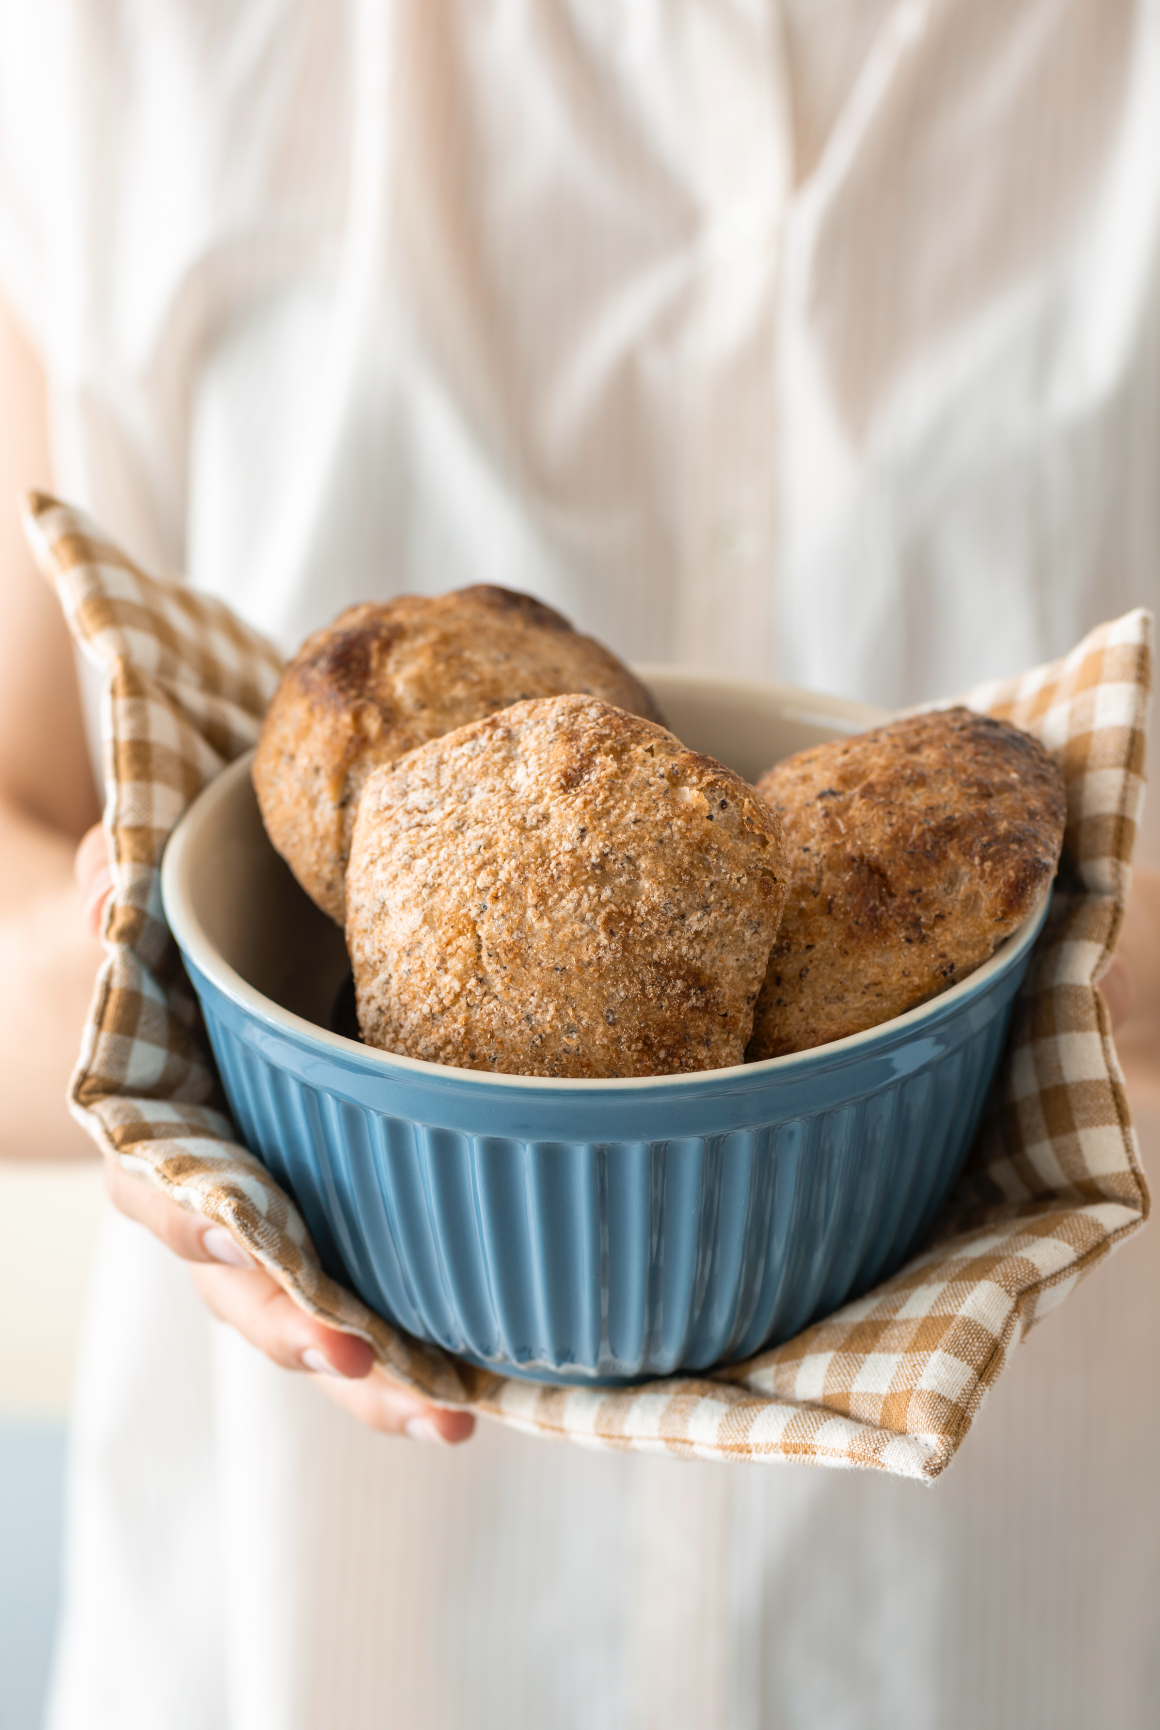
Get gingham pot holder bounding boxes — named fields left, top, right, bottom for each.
left=27, top=492, right=1151, bottom=1480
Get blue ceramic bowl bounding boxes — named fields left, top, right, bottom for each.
left=162, top=672, right=1046, bottom=1385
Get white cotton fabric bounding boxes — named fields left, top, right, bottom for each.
left=1, top=0, right=1159, bottom=1724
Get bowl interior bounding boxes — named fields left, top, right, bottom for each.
left=173, top=670, right=888, bottom=1038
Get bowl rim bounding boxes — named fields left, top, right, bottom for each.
left=631, top=663, right=891, bottom=737
left=161, top=674, right=1051, bottom=1096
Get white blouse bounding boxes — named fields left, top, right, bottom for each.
left=2, top=2, right=1159, bottom=1725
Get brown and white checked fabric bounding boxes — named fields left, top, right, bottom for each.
left=27, top=491, right=1152, bottom=1479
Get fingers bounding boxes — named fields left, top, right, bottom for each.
left=106, top=1160, right=475, bottom=1441
left=74, top=822, right=113, bottom=937
left=314, top=1368, right=477, bottom=1443
left=190, top=1260, right=375, bottom=1379
left=1099, top=952, right=1135, bottom=1031
left=106, top=1161, right=373, bottom=1374
left=190, top=1262, right=475, bottom=1440
left=104, top=1157, right=231, bottom=1264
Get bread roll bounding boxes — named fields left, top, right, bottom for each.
left=254, top=586, right=662, bottom=923
left=747, top=707, right=1066, bottom=1059
left=346, top=695, right=789, bottom=1077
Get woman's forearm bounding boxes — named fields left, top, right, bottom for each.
left=0, top=797, right=103, bottom=1160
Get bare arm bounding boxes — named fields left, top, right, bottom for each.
left=0, top=295, right=104, bottom=1160
left=0, top=293, right=471, bottom=1439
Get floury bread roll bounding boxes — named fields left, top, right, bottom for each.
left=346, top=695, right=789, bottom=1078
left=253, top=587, right=663, bottom=924
left=747, top=708, right=1066, bottom=1060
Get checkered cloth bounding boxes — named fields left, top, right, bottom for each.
left=30, top=491, right=1151, bottom=1480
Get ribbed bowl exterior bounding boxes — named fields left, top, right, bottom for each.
left=186, top=947, right=1033, bottom=1384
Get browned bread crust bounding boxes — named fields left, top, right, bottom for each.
left=746, top=707, right=1066, bottom=1060
left=253, top=587, right=663, bottom=923
left=346, top=695, right=789, bottom=1077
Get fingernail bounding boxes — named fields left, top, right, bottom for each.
left=404, top=1416, right=448, bottom=1445
left=202, top=1225, right=256, bottom=1270
left=82, top=869, right=114, bottom=936
left=301, top=1347, right=343, bottom=1378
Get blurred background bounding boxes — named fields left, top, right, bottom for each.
left=0, top=1166, right=102, bottom=1730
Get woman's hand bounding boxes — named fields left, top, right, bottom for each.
left=104, top=1160, right=475, bottom=1440
left=1103, top=867, right=1160, bottom=1102
left=79, top=824, right=474, bottom=1444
